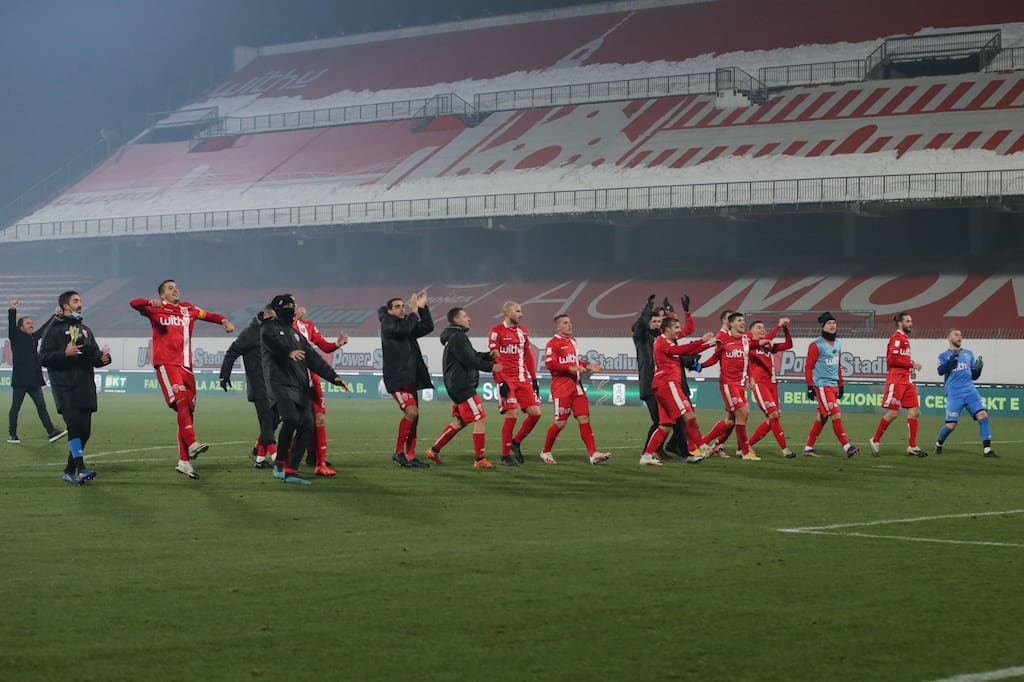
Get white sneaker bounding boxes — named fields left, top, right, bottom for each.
left=782, top=448, right=795, bottom=458
left=175, top=460, right=200, bottom=479
left=589, top=452, right=611, bottom=465
left=188, top=441, right=209, bottom=460
left=539, top=452, right=558, bottom=464
left=639, top=453, right=663, bottom=466
left=869, top=439, right=880, bottom=456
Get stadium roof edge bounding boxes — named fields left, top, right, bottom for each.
left=232, top=0, right=714, bottom=71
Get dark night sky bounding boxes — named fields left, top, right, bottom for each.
left=0, top=0, right=609, bottom=210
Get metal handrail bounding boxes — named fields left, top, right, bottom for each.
left=867, top=29, right=1001, bottom=74
left=759, top=60, right=867, bottom=88
left=5, top=168, right=1023, bottom=242
left=986, top=46, right=1024, bottom=72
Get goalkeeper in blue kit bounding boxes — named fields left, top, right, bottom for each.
left=935, top=329, right=998, bottom=458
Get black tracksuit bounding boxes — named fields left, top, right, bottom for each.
left=439, top=324, right=493, bottom=404
left=260, top=316, right=340, bottom=471
left=632, top=300, right=699, bottom=452
left=220, top=313, right=276, bottom=448
left=378, top=306, right=434, bottom=394
left=38, top=314, right=110, bottom=454
left=7, top=307, right=60, bottom=438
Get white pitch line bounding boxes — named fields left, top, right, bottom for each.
left=784, top=529, right=1024, bottom=549
left=927, top=665, right=1024, bottom=682
left=778, top=509, right=1024, bottom=533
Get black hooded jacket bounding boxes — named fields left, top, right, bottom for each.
left=378, top=305, right=434, bottom=393
left=8, top=307, right=56, bottom=388
left=632, top=299, right=700, bottom=399
left=440, top=324, right=494, bottom=403
left=38, top=314, right=110, bottom=413
left=260, top=316, right=339, bottom=407
left=220, top=313, right=268, bottom=402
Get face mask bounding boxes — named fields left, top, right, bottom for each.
left=69, top=311, right=83, bottom=320
left=275, top=307, right=295, bottom=324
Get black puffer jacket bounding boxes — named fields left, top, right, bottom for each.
left=378, top=305, right=434, bottom=393
left=38, top=314, right=110, bottom=413
left=440, top=324, right=494, bottom=403
left=8, top=307, right=55, bottom=388
left=260, top=316, right=339, bottom=407
left=220, top=313, right=268, bottom=402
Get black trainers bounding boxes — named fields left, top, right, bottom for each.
left=934, top=442, right=943, bottom=455
left=7, top=434, right=21, bottom=444
left=48, top=429, right=68, bottom=443
left=253, top=460, right=273, bottom=469
left=984, top=449, right=1000, bottom=458
left=500, top=455, right=519, bottom=467
left=510, top=439, right=524, bottom=464
left=404, top=457, right=430, bottom=468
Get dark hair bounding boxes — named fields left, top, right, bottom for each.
left=660, top=316, right=680, bottom=332
left=16, top=317, right=28, bottom=331
left=553, top=314, right=570, bottom=323
left=158, top=279, right=175, bottom=295
left=727, top=312, right=744, bottom=324
left=750, top=319, right=764, bottom=328
left=447, top=307, right=465, bottom=324
left=263, top=304, right=275, bottom=313
left=893, top=312, right=910, bottom=324
left=58, top=290, right=78, bottom=310
left=386, top=297, right=403, bottom=310
left=719, top=309, right=733, bottom=322
left=651, top=306, right=667, bottom=317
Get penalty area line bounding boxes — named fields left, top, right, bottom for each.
left=927, top=665, right=1024, bottom=682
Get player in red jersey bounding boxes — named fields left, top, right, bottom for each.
left=640, top=317, right=717, bottom=466
left=870, top=312, right=926, bottom=457
left=697, top=310, right=736, bottom=456
left=294, top=306, right=348, bottom=476
left=746, top=318, right=794, bottom=458
left=488, top=301, right=542, bottom=464
left=700, top=312, right=761, bottom=460
left=130, top=279, right=234, bottom=479
left=803, top=312, right=860, bottom=457
left=538, top=315, right=610, bottom=465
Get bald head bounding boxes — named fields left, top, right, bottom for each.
left=503, top=301, right=522, bottom=326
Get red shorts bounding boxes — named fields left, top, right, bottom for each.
left=653, top=382, right=694, bottom=425
left=552, top=391, right=589, bottom=421
left=750, top=381, right=780, bottom=414
left=719, top=382, right=748, bottom=411
left=391, top=385, right=418, bottom=411
left=813, top=386, right=841, bottom=417
left=451, top=394, right=486, bottom=423
left=498, top=379, right=540, bottom=413
left=156, top=365, right=195, bottom=410
left=882, top=382, right=919, bottom=410
left=310, top=376, right=326, bottom=415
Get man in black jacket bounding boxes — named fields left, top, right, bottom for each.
left=379, top=289, right=434, bottom=468
left=39, top=291, right=111, bottom=485
left=220, top=305, right=278, bottom=469
left=8, top=300, right=66, bottom=443
left=422, top=307, right=503, bottom=469
left=261, top=294, right=349, bottom=485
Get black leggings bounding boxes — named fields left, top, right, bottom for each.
left=9, top=386, right=57, bottom=435
left=253, top=398, right=278, bottom=447
left=64, top=409, right=93, bottom=449
left=642, top=395, right=659, bottom=445
left=276, top=398, right=312, bottom=470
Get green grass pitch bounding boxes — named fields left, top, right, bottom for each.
left=2, top=394, right=1022, bottom=681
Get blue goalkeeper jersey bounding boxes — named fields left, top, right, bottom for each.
left=937, top=348, right=980, bottom=395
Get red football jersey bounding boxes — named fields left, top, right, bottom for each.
left=544, top=334, right=586, bottom=397
left=651, top=334, right=713, bottom=389
left=130, top=298, right=225, bottom=369
left=748, top=326, right=793, bottom=384
left=295, top=318, right=339, bottom=383
left=489, top=322, right=537, bottom=383
left=705, top=332, right=750, bottom=384
left=886, top=330, right=914, bottom=383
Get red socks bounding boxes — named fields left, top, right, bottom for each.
left=873, top=417, right=891, bottom=443
left=502, top=417, right=516, bottom=456
left=832, top=418, right=849, bottom=446
left=735, top=424, right=750, bottom=454
left=514, top=413, right=540, bottom=444
left=749, top=420, right=771, bottom=446
left=685, top=419, right=703, bottom=453
left=472, top=432, right=486, bottom=458
left=807, top=418, right=824, bottom=447
left=770, top=417, right=787, bottom=448
left=432, top=424, right=459, bottom=452
left=644, top=428, right=668, bottom=455
left=579, top=422, right=596, bottom=455
left=175, top=401, right=195, bottom=448
left=908, top=418, right=919, bottom=447
left=542, top=423, right=560, bottom=453
left=395, top=417, right=413, bottom=459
